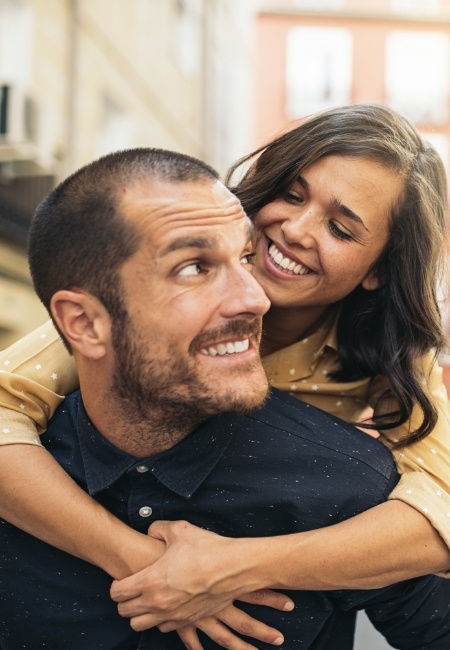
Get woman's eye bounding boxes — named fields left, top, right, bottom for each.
left=241, top=253, right=256, bottom=265
left=178, top=263, right=203, bottom=276
left=329, top=221, right=354, bottom=242
left=285, top=191, right=304, bottom=204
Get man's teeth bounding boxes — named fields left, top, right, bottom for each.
left=200, top=339, right=250, bottom=356
left=268, top=243, right=310, bottom=275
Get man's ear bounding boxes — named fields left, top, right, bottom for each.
left=50, top=290, right=111, bottom=359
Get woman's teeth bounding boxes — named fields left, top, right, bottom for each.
left=268, top=243, right=311, bottom=275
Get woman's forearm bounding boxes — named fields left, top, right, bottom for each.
left=109, top=498, right=450, bottom=630
left=255, top=499, right=450, bottom=590
left=0, top=444, right=164, bottom=578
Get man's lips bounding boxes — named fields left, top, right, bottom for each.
left=268, top=241, right=312, bottom=276
left=192, top=320, right=262, bottom=357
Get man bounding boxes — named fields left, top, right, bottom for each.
left=0, top=148, right=449, bottom=649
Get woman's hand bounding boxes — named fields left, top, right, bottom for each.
left=176, top=600, right=288, bottom=650
left=110, top=520, right=293, bottom=631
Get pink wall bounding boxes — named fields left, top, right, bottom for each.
left=253, top=13, right=450, bottom=151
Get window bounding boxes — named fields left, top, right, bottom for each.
left=386, top=31, right=450, bottom=124
left=390, top=0, right=440, bottom=14
left=293, top=0, right=343, bottom=8
left=95, top=96, right=132, bottom=158
left=173, top=0, right=201, bottom=76
left=286, top=27, right=352, bottom=118
left=0, top=0, right=32, bottom=85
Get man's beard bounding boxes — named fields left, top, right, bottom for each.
left=109, top=312, right=269, bottom=450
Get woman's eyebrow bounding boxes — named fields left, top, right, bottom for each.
left=296, top=173, right=370, bottom=233
left=295, top=175, right=309, bottom=191
left=330, top=196, right=370, bottom=233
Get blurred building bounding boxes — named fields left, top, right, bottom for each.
left=253, top=0, right=450, bottom=166
left=0, top=0, right=258, bottom=347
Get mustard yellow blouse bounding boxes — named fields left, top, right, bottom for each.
left=1, top=316, right=450, bottom=558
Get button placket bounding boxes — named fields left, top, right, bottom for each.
left=128, top=463, right=159, bottom=527
left=139, top=506, right=153, bottom=517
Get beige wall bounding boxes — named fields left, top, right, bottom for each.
left=20, top=0, right=257, bottom=179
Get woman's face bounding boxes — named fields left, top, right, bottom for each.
left=252, top=154, right=404, bottom=311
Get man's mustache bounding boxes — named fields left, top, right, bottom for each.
left=190, top=319, right=263, bottom=354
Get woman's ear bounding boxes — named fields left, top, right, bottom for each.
left=361, top=268, right=385, bottom=291
left=50, top=290, right=111, bottom=359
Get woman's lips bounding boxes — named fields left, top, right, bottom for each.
left=267, top=241, right=312, bottom=276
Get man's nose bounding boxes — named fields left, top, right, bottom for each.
left=222, top=266, right=270, bottom=319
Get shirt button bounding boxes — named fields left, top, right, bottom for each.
left=136, top=465, right=149, bottom=473
left=139, top=506, right=153, bottom=518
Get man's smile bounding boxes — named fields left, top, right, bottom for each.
left=200, top=338, right=250, bottom=356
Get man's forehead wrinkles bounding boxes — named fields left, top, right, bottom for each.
left=142, top=204, right=249, bottom=244
left=148, top=201, right=244, bottom=222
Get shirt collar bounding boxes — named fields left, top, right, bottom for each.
left=321, top=308, right=339, bottom=352
left=262, top=307, right=339, bottom=382
left=76, top=398, right=234, bottom=498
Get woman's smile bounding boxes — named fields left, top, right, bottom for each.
left=267, top=239, right=313, bottom=276
left=252, top=154, right=403, bottom=311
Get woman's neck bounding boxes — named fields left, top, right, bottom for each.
left=260, top=305, right=332, bottom=357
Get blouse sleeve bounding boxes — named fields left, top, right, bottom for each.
left=372, top=352, right=450, bottom=558
left=0, top=320, right=78, bottom=445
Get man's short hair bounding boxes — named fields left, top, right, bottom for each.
left=28, top=148, right=219, bottom=319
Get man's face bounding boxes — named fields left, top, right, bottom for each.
left=111, top=178, right=270, bottom=425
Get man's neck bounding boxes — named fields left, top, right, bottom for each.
left=84, top=395, right=202, bottom=457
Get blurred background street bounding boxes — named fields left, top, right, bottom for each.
left=355, top=612, right=393, bottom=649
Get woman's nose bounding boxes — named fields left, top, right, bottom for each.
left=281, top=209, right=317, bottom=248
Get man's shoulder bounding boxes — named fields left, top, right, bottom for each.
left=228, top=388, right=396, bottom=481
left=42, top=391, right=83, bottom=474
left=46, top=390, right=81, bottom=435
left=196, top=388, right=399, bottom=531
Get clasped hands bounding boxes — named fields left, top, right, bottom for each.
left=110, top=520, right=294, bottom=650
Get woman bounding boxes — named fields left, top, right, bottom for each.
left=0, top=104, right=449, bottom=637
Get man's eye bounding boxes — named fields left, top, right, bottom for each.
left=241, top=253, right=255, bottom=265
left=178, top=263, right=203, bottom=276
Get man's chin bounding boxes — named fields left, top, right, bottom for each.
left=228, top=388, right=269, bottom=415
left=220, top=375, right=270, bottom=415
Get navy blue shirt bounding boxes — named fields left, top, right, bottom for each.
left=0, top=388, right=449, bottom=649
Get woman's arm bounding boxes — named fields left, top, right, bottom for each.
left=0, top=320, right=76, bottom=432
left=111, top=498, right=450, bottom=632
left=375, top=353, right=450, bottom=551
left=0, top=323, right=166, bottom=573
left=0, top=322, right=134, bottom=567
left=0, top=443, right=164, bottom=576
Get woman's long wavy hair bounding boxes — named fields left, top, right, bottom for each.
left=227, top=104, right=448, bottom=448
